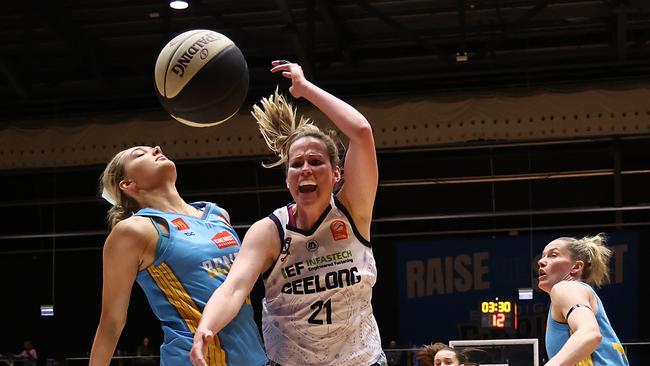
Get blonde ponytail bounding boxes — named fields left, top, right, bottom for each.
left=99, top=150, right=139, bottom=229
left=563, top=233, right=613, bottom=287
left=252, top=88, right=341, bottom=169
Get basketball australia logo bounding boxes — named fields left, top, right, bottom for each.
left=305, top=239, right=319, bottom=252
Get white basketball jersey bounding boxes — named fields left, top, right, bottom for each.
left=262, top=196, right=386, bottom=366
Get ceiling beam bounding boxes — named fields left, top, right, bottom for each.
left=475, top=0, right=549, bottom=59
left=316, top=0, right=355, bottom=67
left=32, top=0, right=102, bottom=80
left=0, top=58, right=28, bottom=99
left=614, top=5, right=628, bottom=60
left=194, top=0, right=256, bottom=46
left=273, top=0, right=313, bottom=77
left=355, top=0, right=449, bottom=63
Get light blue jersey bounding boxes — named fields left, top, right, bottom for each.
left=135, top=202, right=267, bottom=366
left=546, top=282, right=629, bottom=366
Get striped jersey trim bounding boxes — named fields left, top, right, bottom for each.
left=148, top=262, right=227, bottom=365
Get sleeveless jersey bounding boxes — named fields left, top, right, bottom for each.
left=135, top=202, right=267, bottom=366
left=546, top=282, right=629, bottom=366
left=262, top=196, right=386, bottom=366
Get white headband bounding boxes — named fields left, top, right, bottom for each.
left=101, top=187, right=117, bottom=206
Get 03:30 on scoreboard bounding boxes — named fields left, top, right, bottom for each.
left=480, top=298, right=517, bottom=329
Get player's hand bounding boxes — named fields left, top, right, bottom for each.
left=270, top=60, right=310, bottom=99
left=189, top=327, right=214, bottom=366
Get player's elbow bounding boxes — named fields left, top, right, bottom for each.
left=349, top=119, right=374, bottom=141
left=98, top=310, right=127, bottom=334
left=585, top=327, right=603, bottom=350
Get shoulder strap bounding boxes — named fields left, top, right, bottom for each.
left=145, top=216, right=170, bottom=262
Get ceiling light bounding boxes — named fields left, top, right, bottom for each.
left=518, top=288, right=533, bottom=300
left=170, top=0, right=189, bottom=10
left=41, top=305, right=54, bottom=317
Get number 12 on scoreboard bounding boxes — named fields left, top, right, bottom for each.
left=479, top=298, right=517, bottom=329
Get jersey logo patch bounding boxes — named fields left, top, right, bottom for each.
left=306, top=239, right=319, bottom=252
left=280, top=237, right=292, bottom=262
left=171, top=217, right=190, bottom=231
left=330, top=220, right=348, bottom=241
left=212, top=231, right=238, bottom=249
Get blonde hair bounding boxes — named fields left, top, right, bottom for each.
left=558, top=233, right=612, bottom=287
left=99, top=150, right=139, bottom=229
left=252, top=88, right=340, bottom=169
left=416, top=342, right=480, bottom=366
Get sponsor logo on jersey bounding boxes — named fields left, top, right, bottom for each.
left=330, top=220, right=348, bottom=241
left=280, top=257, right=362, bottom=294
left=202, top=252, right=237, bottom=279
left=281, top=266, right=361, bottom=294
left=212, top=231, right=238, bottom=249
left=280, top=237, right=292, bottom=262
left=171, top=217, right=190, bottom=231
left=305, top=250, right=353, bottom=269
left=306, top=239, right=319, bottom=252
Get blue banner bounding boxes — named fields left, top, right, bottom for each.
left=396, top=232, right=638, bottom=346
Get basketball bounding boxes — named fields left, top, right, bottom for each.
left=154, top=29, right=249, bottom=127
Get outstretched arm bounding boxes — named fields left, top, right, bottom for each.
left=190, top=218, right=279, bottom=366
left=270, top=60, right=378, bottom=237
left=90, top=218, right=155, bottom=366
left=545, top=281, right=602, bottom=366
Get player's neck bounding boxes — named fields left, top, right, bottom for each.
left=140, top=188, right=200, bottom=217
left=293, top=201, right=329, bottom=229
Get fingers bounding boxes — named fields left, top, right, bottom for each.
left=270, top=60, right=301, bottom=74
left=190, top=341, right=208, bottom=366
left=190, top=330, right=213, bottom=366
left=271, top=59, right=292, bottom=66
left=190, top=349, right=209, bottom=366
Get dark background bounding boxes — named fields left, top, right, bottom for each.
left=1, top=0, right=650, bottom=123
left=1, top=139, right=649, bottom=361
left=1, top=0, right=649, bottom=363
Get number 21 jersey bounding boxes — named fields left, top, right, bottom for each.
left=262, top=196, right=385, bottom=366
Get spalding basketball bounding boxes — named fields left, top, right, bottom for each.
left=154, top=29, right=249, bottom=127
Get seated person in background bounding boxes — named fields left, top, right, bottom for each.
left=136, top=336, right=154, bottom=356
left=386, top=340, right=404, bottom=366
left=416, top=342, right=479, bottom=366
left=136, top=336, right=156, bottom=365
left=14, top=340, right=38, bottom=366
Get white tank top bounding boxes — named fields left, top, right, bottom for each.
left=262, top=196, right=386, bottom=366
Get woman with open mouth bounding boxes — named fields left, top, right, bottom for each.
left=191, top=60, right=386, bottom=366
left=537, top=234, right=629, bottom=366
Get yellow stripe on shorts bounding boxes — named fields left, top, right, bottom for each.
left=148, top=263, right=227, bottom=365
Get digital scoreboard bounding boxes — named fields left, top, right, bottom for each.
left=480, top=298, right=517, bottom=329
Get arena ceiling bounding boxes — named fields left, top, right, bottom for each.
left=0, top=0, right=649, bottom=125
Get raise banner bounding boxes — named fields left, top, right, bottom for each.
left=396, top=231, right=637, bottom=346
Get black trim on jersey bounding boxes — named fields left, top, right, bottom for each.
left=333, top=195, right=372, bottom=248
left=285, top=203, right=332, bottom=236
left=263, top=213, right=285, bottom=280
